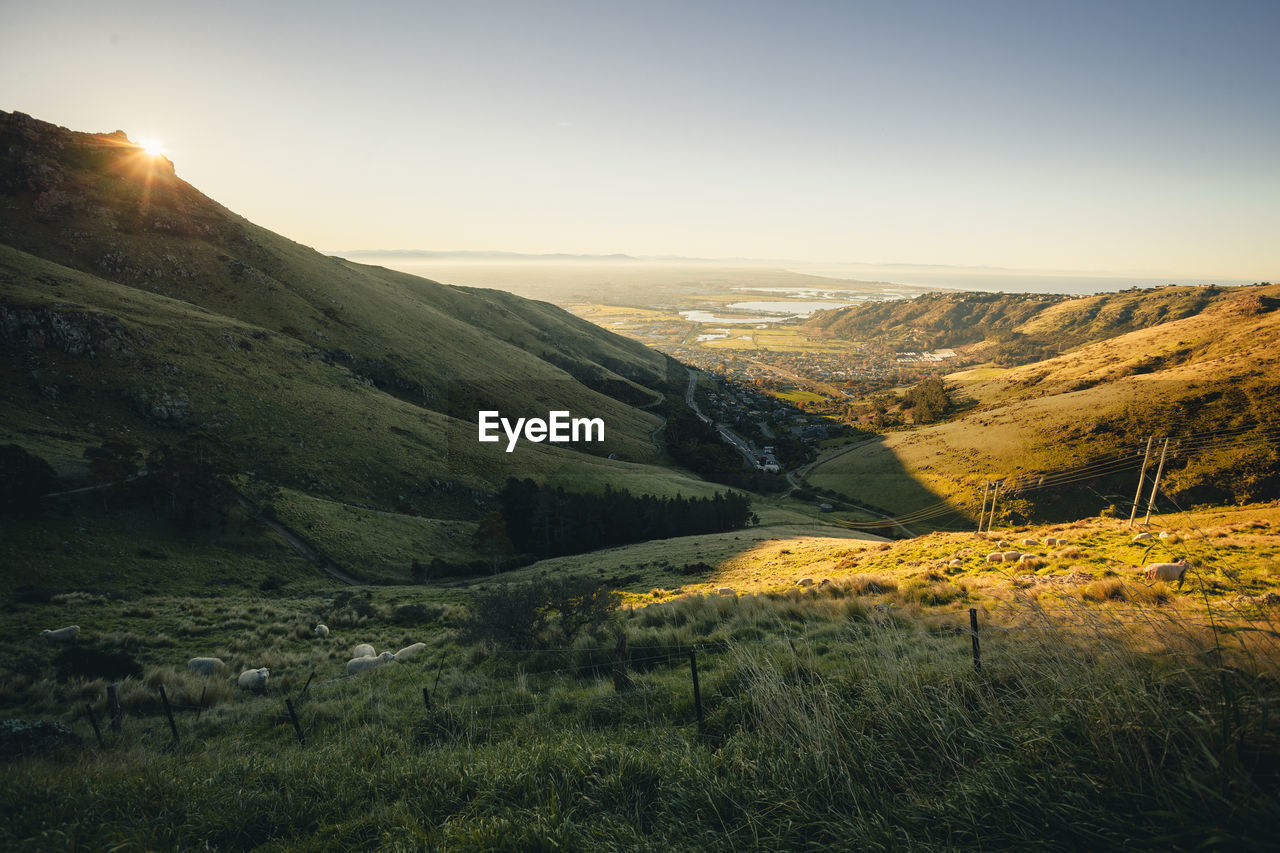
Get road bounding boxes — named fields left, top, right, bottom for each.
left=236, top=494, right=360, bottom=585
left=687, top=367, right=762, bottom=469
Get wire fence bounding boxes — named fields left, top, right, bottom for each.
left=68, top=589, right=1280, bottom=752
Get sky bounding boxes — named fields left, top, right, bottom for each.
left=3, top=0, right=1278, bottom=279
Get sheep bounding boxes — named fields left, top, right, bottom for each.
left=39, top=626, right=79, bottom=642
left=314, top=624, right=330, bottom=639
left=1021, top=538, right=1039, bottom=547
left=347, top=652, right=395, bottom=675
left=797, top=578, right=814, bottom=587
left=237, top=668, right=269, bottom=691
left=1003, top=551, right=1022, bottom=562
left=1044, top=537, right=1059, bottom=546
left=1143, top=560, right=1191, bottom=589
left=1132, top=532, right=1154, bottom=543
left=1159, top=531, right=1182, bottom=544
left=394, top=642, right=427, bottom=662
left=949, top=558, right=964, bottom=568
left=187, top=657, right=226, bottom=675
left=351, top=643, right=375, bottom=659
left=986, top=552, right=1005, bottom=563
left=716, top=587, right=735, bottom=595
left=1019, top=553, right=1038, bottom=563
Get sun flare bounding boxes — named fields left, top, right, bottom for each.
left=137, top=137, right=166, bottom=157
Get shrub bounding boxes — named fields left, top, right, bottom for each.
left=53, top=647, right=143, bottom=681
left=0, top=719, right=80, bottom=758
left=463, top=574, right=620, bottom=649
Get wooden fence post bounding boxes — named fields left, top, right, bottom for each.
left=422, top=686, right=432, bottom=711
left=969, top=608, right=982, bottom=673
left=612, top=632, right=633, bottom=692
left=107, top=683, right=122, bottom=731
left=158, top=684, right=179, bottom=742
left=285, top=698, right=305, bottom=746
left=300, top=670, right=315, bottom=698
left=85, top=703, right=104, bottom=747
left=689, top=648, right=704, bottom=732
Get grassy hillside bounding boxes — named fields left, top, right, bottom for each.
left=806, top=284, right=1280, bottom=527
left=1, top=504, right=1276, bottom=849
left=0, top=110, right=752, bottom=580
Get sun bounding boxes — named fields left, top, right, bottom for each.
left=137, top=137, right=166, bottom=157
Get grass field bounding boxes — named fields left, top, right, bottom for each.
left=3, top=504, right=1278, bottom=849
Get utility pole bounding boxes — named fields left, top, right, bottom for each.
left=1128, top=436, right=1154, bottom=529
left=986, top=481, right=1001, bottom=533
left=978, top=481, right=989, bottom=533
left=1142, top=437, right=1171, bottom=527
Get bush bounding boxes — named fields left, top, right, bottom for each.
left=0, top=719, right=80, bottom=758
left=463, top=574, right=620, bottom=649
left=54, top=647, right=143, bottom=681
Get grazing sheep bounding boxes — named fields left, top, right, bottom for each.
left=1044, top=537, right=1059, bottom=546
left=1144, top=560, right=1191, bottom=588
left=949, top=559, right=963, bottom=568
left=1003, top=551, right=1022, bottom=562
left=797, top=578, right=814, bottom=587
left=996, top=540, right=1008, bottom=548
left=716, top=587, right=735, bottom=595
left=314, top=624, right=330, bottom=639
left=237, top=668, right=269, bottom=691
left=1159, top=531, right=1182, bottom=544
left=394, top=643, right=427, bottom=662
left=187, top=657, right=226, bottom=675
left=1019, top=553, right=1038, bottom=563
left=1132, top=532, right=1154, bottom=543
left=347, top=652, right=396, bottom=675
left=1021, top=538, right=1039, bottom=547
left=352, top=643, right=375, bottom=659
left=986, top=552, right=1005, bottom=563
left=39, top=626, right=79, bottom=642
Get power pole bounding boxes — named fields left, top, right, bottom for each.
left=986, top=481, right=1001, bottom=533
left=1142, top=438, right=1171, bottom=527
left=1128, top=436, right=1154, bottom=529
left=978, top=481, right=989, bottom=533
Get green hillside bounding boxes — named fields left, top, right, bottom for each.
left=805, top=284, right=1280, bottom=527
left=0, top=111, right=735, bottom=584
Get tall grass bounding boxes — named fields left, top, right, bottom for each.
left=1, top=589, right=1277, bottom=850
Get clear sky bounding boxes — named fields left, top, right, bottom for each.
left=3, top=0, right=1277, bottom=278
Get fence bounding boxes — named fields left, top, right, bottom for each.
left=64, top=591, right=1280, bottom=753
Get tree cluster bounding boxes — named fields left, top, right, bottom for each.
left=462, top=573, right=620, bottom=649
left=498, top=478, right=752, bottom=559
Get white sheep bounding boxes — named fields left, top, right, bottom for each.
left=1019, top=553, right=1038, bottom=563
left=1143, top=560, right=1190, bottom=588
left=1002, top=551, right=1022, bottom=562
left=394, top=643, right=427, bottom=662
left=986, top=552, right=1005, bottom=563
left=1132, top=532, right=1154, bottom=543
left=347, top=652, right=395, bottom=675
left=797, top=578, right=814, bottom=587
left=1021, top=538, right=1039, bottom=547
left=187, top=657, right=226, bottom=675
left=39, top=626, right=79, bottom=642
left=1044, top=537, right=1059, bottom=546
left=716, top=587, right=735, bottom=595
left=352, top=643, right=375, bottom=659
left=949, top=558, right=964, bottom=568
left=237, top=668, right=269, bottom=691
left=314, top=624, right=330, bottom=639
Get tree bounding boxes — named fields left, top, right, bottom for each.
left=145, top=434, right=237, bottom=529
left=87, top=440, right=141, bottom=510
left=905, top=377, right=952, bottom=424
left=472, top=511, right=515, bottom=573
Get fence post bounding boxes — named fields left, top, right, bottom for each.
left=196, top=686, right=207, bottom=722
left=689, top=648, right=704, bottom=732
left=285, top=698, right=305, bottom=746
left=969, top=608, right=982, bottom=673
left=85, top=703, right=104, bottom=747
left=107, top=683, right=122, bottom=731
left=300, top=670, right=316, bottom=698
left=612, top=632, right=633, bottom=692
left=422, top=686, right=431, bottom=711
left=158, top=684, right=179, bottom=742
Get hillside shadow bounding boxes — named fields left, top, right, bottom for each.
left=802, top=433, right=973, bottom=534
